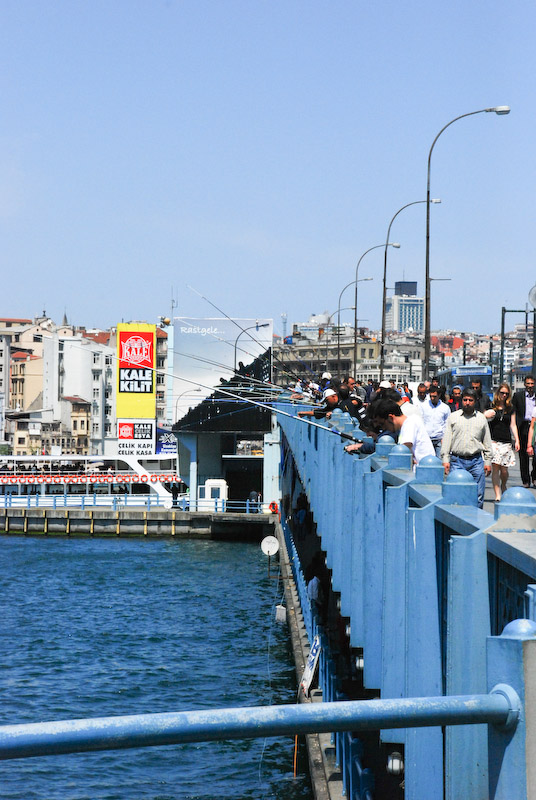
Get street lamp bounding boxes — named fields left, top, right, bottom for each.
left=337, top=277, right=373, bottom=376
left=351, top=244, right=400, bottom=379
left=234, top=322, right=270, bottom=372
left=175, top=388, right=202, bottom=420
left=424, top=106, right=510, bottom=378
left=324, top=307, right=355, bottom=375
left=379, top=200, right=440, bottom=380
left=427, top=278, right=452, bottom=373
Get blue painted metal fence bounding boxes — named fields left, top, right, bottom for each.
left=277, top=404, right=536, bottom=799
left=3, top=403, right=536, bottom=799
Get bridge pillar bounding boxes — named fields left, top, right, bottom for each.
left=487, top=618, right=536, bottom=799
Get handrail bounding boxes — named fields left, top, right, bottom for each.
left=0, top=688, right=519, bottom=761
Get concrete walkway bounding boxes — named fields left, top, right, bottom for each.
left=482, top=455, right=535, bottom=515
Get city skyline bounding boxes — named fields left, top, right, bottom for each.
left=1, top=2, right=534, bottom=335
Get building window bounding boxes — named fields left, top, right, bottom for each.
left=105, top=405, right=112, bottom=416
left=93, top=388, right=99, bottom=399
left=17, top=437, right=25, bottom=445
left=92, top=423, right=99, bottom=434
left=73, top=420, right=77, bottom=430
left=105, top=423, right=111, bottom=434
left=156, top=374, right=165, bottom=385
left=105, top=355, right=113, bottom=366
left=93, top=353, right=101, bottom=365
left=81, top=420, right=85, bottom=430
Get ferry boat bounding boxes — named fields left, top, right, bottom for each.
left=0, top=454, right=182, bottom=507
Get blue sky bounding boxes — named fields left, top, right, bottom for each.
left=0, top=1, right=533, bottom=336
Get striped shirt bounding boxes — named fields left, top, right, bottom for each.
left=440, top=409, right=493, bottom=466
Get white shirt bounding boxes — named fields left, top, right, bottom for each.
left=400, top=400, right=423, bottom=417
left=399, top=414, right=436, bottom=464
left=421, top=398, right=451, bottom=439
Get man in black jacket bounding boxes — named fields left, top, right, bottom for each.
left=512, top=375, right=536, bottom=487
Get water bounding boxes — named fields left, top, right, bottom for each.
left=0, top=536, right=312, bottom=800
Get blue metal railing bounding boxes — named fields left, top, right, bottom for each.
left=276, top=403, right=536, bottom=799
left=0, top=689, right=518, bottom=762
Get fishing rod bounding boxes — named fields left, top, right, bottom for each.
left=171, top=345, right=288, bottom=393
left=172, top=373, right=363, bottom=443
left=171, top=318, right=293, bottom=387
left=186, top=285, right=309, bottom=383
left=60, top=333, right=360, bottom=442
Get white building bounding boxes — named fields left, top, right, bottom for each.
left=42, top=332, right=117, bottom=455
left=385, top=294, right=424, bottom=333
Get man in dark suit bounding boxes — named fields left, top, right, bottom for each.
left=512, top=375, right=536, bottom=487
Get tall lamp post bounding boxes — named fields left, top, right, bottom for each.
left=337, top=277, right=373, bottom=376
left=380, top=205, right=434, bottom=381
left=427, top=278, right=452, bottom=374
left=379, top=201, right=440, bottom=381
left=234, top=322, right=270, bottom=372
left=325, top=307, right=355, bottom=375
left=352, top=243, right=400, bottom=379
left=424, top=106, right=510, bottom=378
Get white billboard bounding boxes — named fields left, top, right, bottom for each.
left=173, top=317, right=273, bottom=422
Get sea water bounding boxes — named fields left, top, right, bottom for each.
left=0, top=536, right=312, bottom=800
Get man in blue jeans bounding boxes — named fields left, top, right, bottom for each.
left=441, top=388, right=492, bottom=508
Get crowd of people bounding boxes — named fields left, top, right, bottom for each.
left=288, top=372, right=536, bottom=509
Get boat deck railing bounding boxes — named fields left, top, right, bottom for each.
left=0, top=492, right=274, bottom=515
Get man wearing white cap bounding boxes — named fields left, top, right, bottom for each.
left=297, top=387, right=339, bottom=419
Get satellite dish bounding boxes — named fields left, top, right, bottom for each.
left=529, top=284, right=536, bottom=309
left=261, top=536, right=280, bottom=556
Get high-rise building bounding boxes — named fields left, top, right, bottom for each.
left=385, top=282, right=424, bottom=332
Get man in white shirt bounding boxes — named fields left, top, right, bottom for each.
left=421, top=387, right=451, bottom=456
left=370, top=398, right=435, bottom=465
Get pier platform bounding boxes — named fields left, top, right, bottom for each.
left=0, top=507, right=276, bottom=540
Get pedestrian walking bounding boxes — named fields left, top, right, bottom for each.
left=421, top=386, right=450, bottom=457
left=512, top=375, right=536, bottom=488
left=441, top=388, right=492, bottom=509
left=484, top=383, right=520, bottom=501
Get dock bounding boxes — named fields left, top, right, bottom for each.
left=0, top=507, right=276, bottom=539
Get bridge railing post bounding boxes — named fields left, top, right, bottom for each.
left=487, top=618, right=536, bottom=798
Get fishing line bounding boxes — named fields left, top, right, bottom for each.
left=174, top=313, right=272, bottom=370
left=258, top=562, right=283, bottom=797
left=185, top=287, right=306, bottom=382
left=171, top=345, right=287, bottom=392
left=50, top=334, right=362, bottom=444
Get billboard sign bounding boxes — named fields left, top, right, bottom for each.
left=117, top=418, right=156, bottom=456
left=116, top=323, right=156, bottom=419
left=173, top=317, right=273, bottom=422
left=156, top=427, right=178, bottom=455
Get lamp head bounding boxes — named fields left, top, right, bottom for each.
left=390, top=242, right=401, bottom=249
left=431, top=198, right=441, bottom=204
left=490, top=106, right=510, bottom=115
